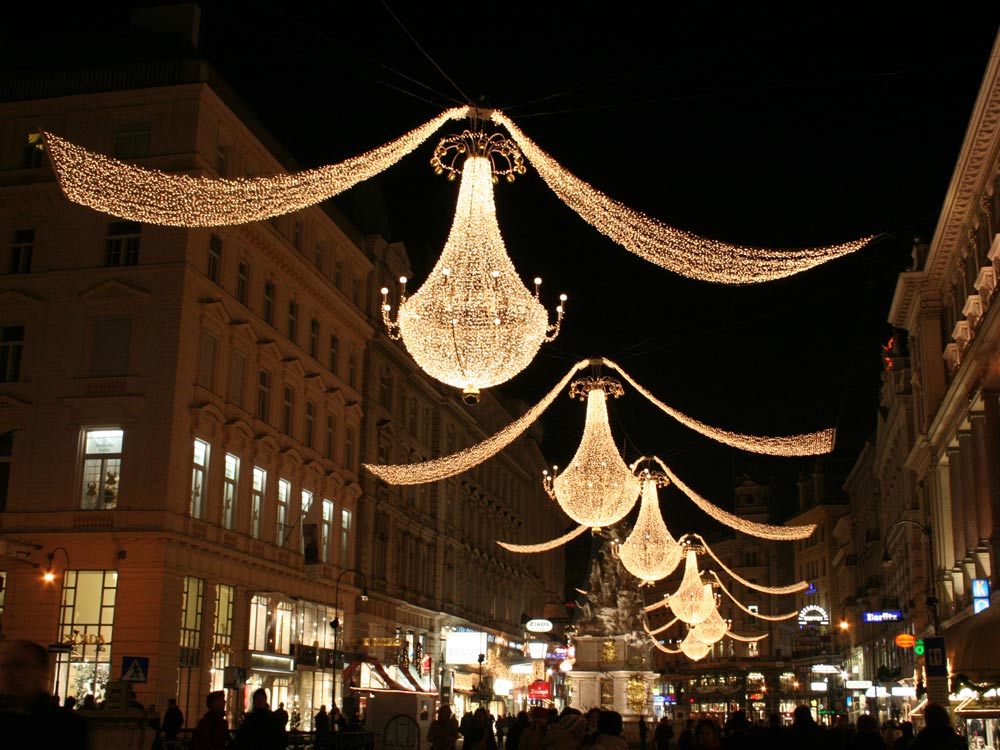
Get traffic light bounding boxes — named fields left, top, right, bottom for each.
left=914, top=639, right=925, bottom=656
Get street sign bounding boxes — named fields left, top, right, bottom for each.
left=863, top=611, right=903, bottom=623
left=895, top=634, right=916, bottom=648
left=121, top=656, right=149, bottom=683
left=924, top=637, right=947, bottom=677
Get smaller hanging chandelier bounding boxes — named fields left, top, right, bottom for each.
left=679, top=631, right=712, bottom=661
left=544, top=377, right=641, bottom=529
left=691, top=594, right=728, bottom=644
left=381, top=129, right=566, bottom=402
left=618, top=472, right=682, bottom=584
left=669, top=547, right=714, bottom=625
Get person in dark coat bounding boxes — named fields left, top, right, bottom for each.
left=638, top=716, right=648, bottom=750
left=428, top=704, right=461, bottom=750
left=911, top=703, right=967, bottom=749
left=274, top=702, right=289, bottom=748
left=853, top=714, right=885, bottom=750
left=164, top=697, right=185, bottom=742
left=721, top=711, right=757, bottom=749
left=314, top=705, right=331, bottom=749
left=235, top=688, right=283, bottom=749
left=506, top=711, right=531, bottom=750
left=653, top=716, right=674, bottom=750
left=191, top=691, right=230, bottom=750
left=0, top=640, right=87, bottom=749
left=783, top=705, right=832, bottom=750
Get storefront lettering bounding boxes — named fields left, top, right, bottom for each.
left=62, top=632, right=106, bottom=646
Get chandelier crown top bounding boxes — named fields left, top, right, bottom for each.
left=568, top=376, right=624, bottom=401
left=431, top=129, right=526, bottom=183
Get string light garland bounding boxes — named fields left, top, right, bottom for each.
left=363, top=358, right=590, bottom=484
left=43, top=109, right=469, bottom=226
left=618, top=475, right=682, bottom=584
left=643, top=616, right=679, bottom=638
left=490, top=111, right=874, bottom=285
left=381, top=144, right=565, bottom=398
left=711, top=572, right=798, bottom=622
left=496, top=523, right=589, bottom=553
left=690, top=533, right=809, bottom=594
left=544, top=377, right=641, bottom=529
left=603, top=358, right=834, bottom=456
left=655, top=457, right=816, bottom=541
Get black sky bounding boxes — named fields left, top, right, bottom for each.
left=8, top=4, right=1000, bottom=534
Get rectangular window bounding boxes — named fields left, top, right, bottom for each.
left=334, top=261, right=343, bottom=289
left=347, top=349, right=357, bottom=388
left=378, top=368, right=392, bottom=409
left=208, top=235, right=222, bottom=284
left=309, top=319, right=319, bottom=358
left=257, top=370, right=271, bottom=422
left=277, top=478, right=291, bottom=546
left=340, top=509, right=352, bottom=568
left=228, top=350, right=246, bottom=408
left=179, top=576, right=204, bottom=668
left=329, top=335, right=339, bottom=375
left=11, top=229, right=33, bottom=274
left=236, top=261, right=249, bottom=305
left=191, top=438, right=209, bottom=518
left=0, top=326, right=24, bottom=383
left=91, top=316, right=132, bottom=376
left=114, top=122, right=150, bottom=159
left=282, top=386, right=294, bottom=436
left=321, top=499, right=334, bottom=563
left=210, top=584, right=235, bottom=692
left=216, top=144, right=229, bottom=177
left=263, top=282, right=275, bottom=325
left=305, top=401, right=316, bottom=449
left=351, top=277, right=361, bottom=306
left=314, top=242, right=324, bottom=271
left=54, top=570, right=117, bottom=703
left=105, top=222, right=140, bottom=266
left=345, top=425, right=355, bottom=468
left=326, top=415, right=335, bottom=460
left=251, top=467, right=266, bottom=539
left=287, top=300, right=298, bottom=343
left=197, top=331, right=217, bottom=390
left=81, top=428, right=123, bottom=509
left=300, top=490, right=314, bottom=554
left=293, top=221, right=303, bottom=250
left=222, top=453, right=239, bottom=530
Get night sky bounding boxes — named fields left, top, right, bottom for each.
left=7, top=6, right=1000, bottom=566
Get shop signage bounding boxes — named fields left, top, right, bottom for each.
left=894, top=634, right=916, bottom=648
left=357, top=637, right=402, bottom=648
left=250, top=652, right=295, bottom=674
left=809, top=682, right=828, bottom=692
left=863, top=611, right=903, bottom=623
left=528, top=680, right=552, bottom=699
left=923, top=637, right=947, bottom=677
left=891, top=686, right=916, bottom=697
left=811, top=664, right=840, bottom=674
left=973, top=579, right=991, bottom=613
left=845, top=680, right=872, bottom=690
left=445, top=632, right=488, bottom=665
left=798, top=605, right=830, bottom=626
left=494, top=679, right=513, bottom=697
left=526, top=619, right=554, bottom=633
left=864, top=687, right=890, bottom=698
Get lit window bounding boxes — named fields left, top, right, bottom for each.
left=81, top=428, right=123, bottom=510
left=277, top=478, right=291, bottom=546
left=191, top=438, right=209, bottom=518
left=300, top=490, right=314, bottom=554
left=251, top=467, right=266, bottom=539
left=210, top=584, right=234, bottom=692
left=53, top=570, right=117, bottom=703
left=222, top=453, right=239, bottom=530
left=321, top=499, right=334, bottom=563
left=340, top=508, right=352, bottom=568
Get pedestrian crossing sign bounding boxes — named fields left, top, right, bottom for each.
left=121, top=656, right=149, bottom=683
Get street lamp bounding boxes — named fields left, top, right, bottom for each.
left=477, top=653, right=486, bottom=706
left=330, top=568, right=369, bottom=710
left=42, top=546, right=71, bottom=583
left=881, top=520, right=939, bottom=635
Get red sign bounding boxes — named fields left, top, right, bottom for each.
left=895, top=634, right=916, bottom=649
left=528, top=680, right=551, bottom=699
left=421, top=655, right=432, bottom=675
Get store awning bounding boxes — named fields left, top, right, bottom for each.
left=947, top=604, right=1000, bottom=681
left=342, top=658, right=435, bottom=694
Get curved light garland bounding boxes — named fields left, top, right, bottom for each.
left=545, top=377, right=641, bottom=529
left=643, top=616, right=679, bottom=638
left=603, top=358, right=834, bottom=456
left=496, top=523, right=589, bottom=553
left=382, top=147, right=565, bottom=398
left=711, top=572, right=798, bottom=622
left=490, top=112, right=873, bottom=285
left=669, top=549, right=713, bottom=625
left=690, top=533, right=809, bottom=594
left=618, top=475, right=682, bottom=583
left=654, top=457, right=816, bottom=541
left=43, top=109, right=469, bottom=226
left=363, top=358, right=590, bottom=484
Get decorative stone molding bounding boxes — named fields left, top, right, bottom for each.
left=963, top=293, right=984, bottom=330
left=944, top=342, right=962, bottom=372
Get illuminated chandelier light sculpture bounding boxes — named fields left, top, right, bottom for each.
left=366, top=357, right=835, bottom=487
left=490, top=111, right=873, bottom=284
left=617, top=473, right=683, bottom=584
left=691, top=599, right=729, bottom=644
left=381, top=131, right=566, bottom=399
left=544, top=377, right=641, bottom=529
left=43, top=108, right=469, bottom=226
left=669, top=548, right=714, bottom=625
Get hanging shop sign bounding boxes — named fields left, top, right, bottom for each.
left=526, top=619, right=554, bottom=633
left=894, top=634, right=916, bottom=648
left=863, top=611, right=903, bottom=623
left=529, top=680, right=552, bottom=699
left=798, top=605, right=830, bottom=626
left=973, top=579, right=991, bottom=613
left=445, top=632, right=488, bottom=665
left=357, top=637, right=402, bottom=648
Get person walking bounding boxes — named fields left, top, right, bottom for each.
left=235, top=688, right=283, bottom=749
left=428, top=705, right=461, bottom=750
left=638, top=717, right=648, bottom=750
left=464, top=706, right=498, bottom=750
left=163, top=697, right=185, bottom=746
left=654, top=716, right=674, bottom=750
left=543, top=712, right=587, bottom=750
left=911, top=703, right=967, bottom=749
left=191, top=691, right=230, bottom=750
left=314, top=705, right=330, bottom=750
left=0, top=640, right=87, bottom=749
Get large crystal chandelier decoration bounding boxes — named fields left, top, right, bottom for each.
left=669, top=547, right=714, bottom=625
left=618, top=472, right=683, bottom=584
left=381, top=129, right=566, bottom=401
left=543, top=376, right=641, bottom=529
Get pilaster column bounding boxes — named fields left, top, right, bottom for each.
left=984, top=391, right=1000, bottom=587
left=947, top=447, right=967, bottom=568
left=958, top=431, right=979, bottom=559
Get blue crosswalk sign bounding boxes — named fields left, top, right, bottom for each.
left=121, top=656, right=149, bottom=683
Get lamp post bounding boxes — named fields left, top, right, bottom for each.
left=42, top=546, right=71, bottom=702
left=330, top=568, right=368, bottom=711
left=477, top=653, right=486, bottom=706
left=881, top=520, right=939, bottom=635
